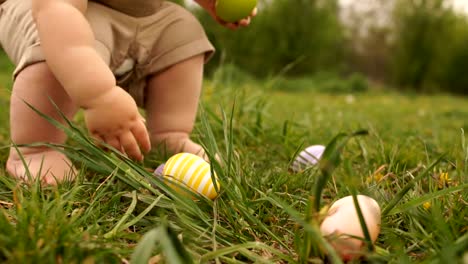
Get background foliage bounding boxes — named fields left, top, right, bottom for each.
left=196, top=0, right=345, bottom=78
left=189, top=0, right=468, bottom=94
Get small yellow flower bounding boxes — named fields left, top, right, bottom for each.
left=437, top=172, right=452, bottom=189
left=374, top=173, right=384, bottom=182
left=423, top=202, right=431, bottom=210
left=203, top=83, right=215, bottom=100
left=439, top=172, right=449, bottom=181
left=366, top=172, right=385, bottom=184
left=368, top=165, right=388, bottom=184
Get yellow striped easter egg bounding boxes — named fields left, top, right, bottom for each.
left=162, top=153, right=220, bottom=200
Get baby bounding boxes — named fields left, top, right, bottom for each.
left=0, top=0, right=256, bottom=185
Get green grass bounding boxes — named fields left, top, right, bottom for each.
left=0, top=52, right=467, bottom=263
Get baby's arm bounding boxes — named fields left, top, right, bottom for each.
left=32, top=0, right=114, bottom=106
left=32, top=0, right=150, bottom=160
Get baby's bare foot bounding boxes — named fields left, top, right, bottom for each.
left=6, top=149, right=77, bottom=185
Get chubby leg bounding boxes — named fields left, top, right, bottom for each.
left=145, top=55, right=208, bottom=159
left=6, top=63, right=78, bottom=185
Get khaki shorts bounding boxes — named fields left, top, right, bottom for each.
left=0, top=0, right=215, bottom=106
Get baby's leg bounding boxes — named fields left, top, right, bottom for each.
left=6, top=63, right=78, bottom=185
left=145, top=55, right=208, bottom=159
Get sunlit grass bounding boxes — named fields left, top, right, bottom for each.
left=0, top=53, right=467, bottom=263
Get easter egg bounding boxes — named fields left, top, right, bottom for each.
left=320, top=195, right=381, bottom=261
left=292, top=145, right=326, bottom=172
left=215, top=0, right=257, bottom=23
left=153, top=163, right=165, bottom=177
left=162, top=153, right=220, bottom=200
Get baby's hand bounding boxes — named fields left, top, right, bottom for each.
left=83, top=87, right=151, bottom=160
left=197, top=0, right=257, bottom=30
left=217, top=7, right=257, bottom=30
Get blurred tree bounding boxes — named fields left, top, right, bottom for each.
left=438, top=14, right=468, bottom=94
left=342, top=0, right=393, bottom=83
left=189, top=0, right=467, bottom=94
left=195, top=0, right=346, bottom=78
left=346, top=0, right=468, bottom=94
left=391, top=0, right=455, bottom=92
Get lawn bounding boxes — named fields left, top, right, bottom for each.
left=0, top=52, right=467, bottom=263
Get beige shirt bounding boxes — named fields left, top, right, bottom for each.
left=0, top=0, right=163, bottom=17
left=93, top=0, right=163, bottom=17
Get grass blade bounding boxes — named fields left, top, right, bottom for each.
left=130, top=228, right=160, bottom=264
left=387, top=183, right=468, bottom=215
left=350, top=189, right=374, bottom=251
left=157, top=223, right=195, bottom=264
left=104, top=190, right=138, bottom=239
left=313, top=130, right=368, bottom=212
left=382, top=154, right=446, bottom=216
left=130, top=222, right=194, bottom=264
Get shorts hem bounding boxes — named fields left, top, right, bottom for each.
left=12, top=40, right=111, bottom=79
left=13, top=44, right=44, bottom=78
left=144, top=37, right=215, bottom=75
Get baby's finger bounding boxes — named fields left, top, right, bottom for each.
left=120, top=131, right=143, bottom=161
left=132, top=122, right=151, bottom=153
left=226, top=22, right=240, bottom=30
left=104, top=136, right=123, bottom=153
left=221, top=22, right=237, bottom=30
left=138, top=113, right=147, bottom=124
left=251, top=7, right=258, bottom=17
left=239, top=17, right=251, bottom=27
left=92, top=133, right=106, bottom=148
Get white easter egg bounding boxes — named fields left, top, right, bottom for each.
left=162, top=153, right=220, bottom=200
left=320, top=195, right=381, bottom=261
left=292, top=145, right=326, bottom=172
